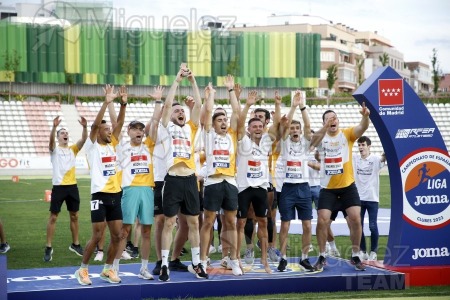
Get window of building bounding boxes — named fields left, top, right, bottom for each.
left=321, top=51, right=335, bottom=62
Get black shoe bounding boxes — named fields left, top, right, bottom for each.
left=169, top=258, right=188, bottom=271
left=351, top=255, right=366, bottom=271
left=158, top=265, right=170, bottom=282
left=125, top=241, right=135, bottom=253
left=277, top=258, right=288, bottom=272
left=180, top=247, right=188, bottom=256
left=313, top=255, right=326, bottom=271
left=152, top=260, right=162, bottom=275
left=131, top=246, right=139, bottom=259
left=188, top=263, right=208, bottom=279
left=300, top=258, right=315, bottom=272
left=44, top=247, right=53, bottom=262
left=69, top=244, right=83, bottom=256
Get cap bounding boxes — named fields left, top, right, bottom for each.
left=128, top=120, right=145, bottom=129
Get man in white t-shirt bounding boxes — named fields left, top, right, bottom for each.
left=353, top=136, right=386, bottom=261
left=74, top=85, right=127, bottom=286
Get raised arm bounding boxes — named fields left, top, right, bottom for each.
left=353, top=101, right=370, bottom=138
left=309, top=116, right=334, bottom=151
left=76, top=116, right=88, bottom=150
left=204, top=82, right=215, bottom=133
left=161, top=69, right=184, bottom=127
left=225, top=75, right=240, bottom=131
left=268, top=90, right=282, bottom=141
left=187, top=70, right=202, bottom=126
left=91, top=84, right=117, bottom=142
left=237, top=90, right=257, bottom=140
left=280, top=90, right=301, bottom=140
left=298, top=92, right=311, bottom=141
left=49, top=116, right=61, bottom=152
left=146, top=85, right=164, bottom=140
left=107, top=102, right=118, bottom=130
left=112, top=85, right=127, bottom=140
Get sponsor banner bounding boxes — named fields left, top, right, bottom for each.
left=0, top=156, right=89, bottom=170
left=353, top=66, right=450, bottom=267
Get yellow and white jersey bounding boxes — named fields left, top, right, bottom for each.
left=272, top=145, right=285, bottom=192
left=118, top=136, right=155, bottom=188
left=164, top=120, right=198, bottom=171
left=281, top=136, right=310, bottom=184
left=236, top=135, right=270, bottom=192
left=204, top=128, right=237, bottom=186
left=153, top=124, right=170, bottom=182
left=50, top=145, right=80, bottom=185
left=85, top=136, right=121, bottom=194
left=317, top=127, right=357, bottom=189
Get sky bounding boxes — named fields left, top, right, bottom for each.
left=4, top=0, right=450, bottom=73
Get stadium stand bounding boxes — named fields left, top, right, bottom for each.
left=0, top=100, right=449, bottom=158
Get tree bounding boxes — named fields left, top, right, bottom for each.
left=2, top=50, right=21, bottom=101
left=226, top=55, right=240, bottom=77
left=379, top=52, right=389, bottom=67
left=431, top=48, right=440, bottom=97
left=120, top=47, right=136, bottom=85
left=356, top=56, right=365, bottom=86
left=326, top=64, right=338, bottom=106
left=65, top=70, right=75, bottom=104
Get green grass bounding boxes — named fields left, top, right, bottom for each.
left=0, top=175, right=448, bottom=299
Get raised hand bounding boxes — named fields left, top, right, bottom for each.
left=185, top=96, right=195, bottom=110
left=149, top=86, right=164, bottom=100
left=234, top=83, right=242, bottom=99
left=292, top=89, right=304, bottom=107
left=103, top=84, right=117, bottom=103
left=224, top=74, right=235, bottom=90
left=360, top=101, right=370, bottom=117
left=53, top=116, right=61, bottom=127
left=274, top=90, right=282, bottom=105
left=78, top=116, right=87, bottom=127
left=246, top=90, right=258, bottom=106
left=119, top=85, right=128, bottom=104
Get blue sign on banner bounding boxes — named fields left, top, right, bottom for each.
left=353, top=66, right=450, bottom=267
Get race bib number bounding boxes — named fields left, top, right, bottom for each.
left=247, top=160, right=262, bottom=178
left=324, top=156, right=343, bottom=175
left=286, top=160, right=302, bottom=179
left=90, top=200, right=100, bottom=211
left=102, top=156, right=116, bottom=177
left=213, top=149, right=230, bottom=168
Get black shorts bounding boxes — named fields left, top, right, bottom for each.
left=330, top=210, right=348, bottom=221
left=237, top=187, right=268, bottom=219
left=50, top=185, right=80, bottom=213
left=163, top=174, right=200, bottom=217
left=203, top=181, right=238, bottom=212
left=90, top=192, right=123, bottom=223
left=153, top=181, right=164, bottom=215
left=318, top=183, right=361, bottom=212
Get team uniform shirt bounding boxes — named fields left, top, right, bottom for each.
left=85, top=136, right=121, bottom=194
left=317, top=127, right=357, bottom=189
left=203, top=128, right=238, bottom=187
left=307, top=152, right=321, bottom=187
left=118, top=137, right=155, bottom=188
left=164, top=120, right=198, bottom=171
left=352, top=153, right=386, bottom=202
left=236, top=134, right=271, bottom=192
left=153, top=124, right=170, bottom=182
left=280, top=136, right=310, bottom=184
left=50, top=145, right=80, bottom=185
left=272, top=145, right=284, bottom=193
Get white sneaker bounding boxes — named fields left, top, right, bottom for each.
left=244, top=248, right=254, bottom=264
left=329, top=248, right=341, bottom=257
left=368, top=251, right=377, bottom=261
left=218, top=244, right=222, bottom=253
left=94, top=251, right=104, bottom=261
left=229, top=259, right=243, bottom=276
left=209, top=245, right=217, bottom=254
left=360, top=251, right=369, bottom=261
left=308, top=244, right=314, bottom=252
left=138, top=268, right=154, bottom=280
left=268, top=247, right=280, bottom=262
left=121, top=250, right=132, bottom=260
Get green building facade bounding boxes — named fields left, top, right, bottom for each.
left=0, top=23, right=320, bottom=88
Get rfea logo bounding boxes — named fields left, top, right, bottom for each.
left=400, top=149, right=450, bottom=229
left=379, top=79, right=404, bottom=106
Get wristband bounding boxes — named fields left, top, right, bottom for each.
left=228, top=89, right=234, bottom=92
left=83, top=126, right=87, bottom=129
left=155, top=100, right=163, bottom=104
left=300, top=106, right=307, bottom=111
left=120, top=103, right=127, bottom=106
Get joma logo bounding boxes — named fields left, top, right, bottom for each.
left=412, top=247, right=449, bottom=260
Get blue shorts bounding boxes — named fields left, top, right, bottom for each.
left=121, top=186, right=154, bottom=225
left=279, top=182, right=312, bottom=222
